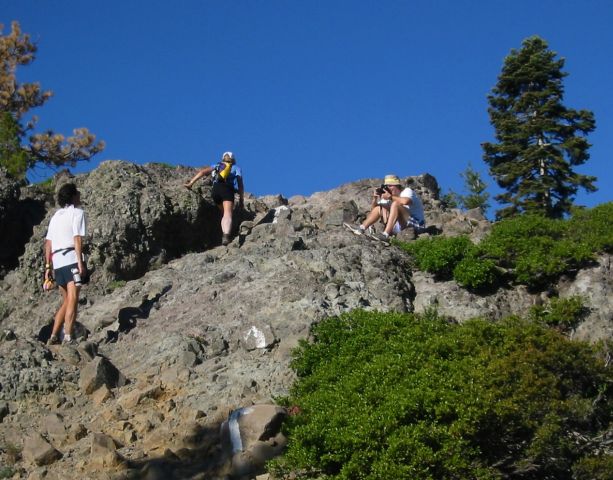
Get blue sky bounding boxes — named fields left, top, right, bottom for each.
left=2, top=0, right=611, bottom=213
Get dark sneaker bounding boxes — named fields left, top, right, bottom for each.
left=343, top=223, right=365, bottom=236
left=47, top=335, right=60, bottom=346
left=368, top=231, right=391, bottom=243
left=222, top=234, right=231, bottom=246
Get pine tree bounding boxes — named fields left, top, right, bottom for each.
left=459, top=164, right=490, bottom=214
left=482, top=36, right=596, bottom=219
left=0, top=21, right=104, bottom=180
left=0, top=112, right=29, bottom=180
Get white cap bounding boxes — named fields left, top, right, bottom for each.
left=222, top=151, right=235, bottom=160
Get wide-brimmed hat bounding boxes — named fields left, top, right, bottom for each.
left=383, top=175, right=402, bottom=186
left=222, top=151, right=235, bottom=161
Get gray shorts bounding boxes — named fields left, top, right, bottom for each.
left=54, top=263, right=78, bottom=287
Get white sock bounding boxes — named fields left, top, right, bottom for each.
left=64, top=335, right=71, bottom=341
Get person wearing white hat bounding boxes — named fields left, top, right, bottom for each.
left=184, top=151, right=244, bottom=246
left=344, top=174, right=425, bottom=242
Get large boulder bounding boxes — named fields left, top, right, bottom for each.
left=0, top=161, right=257, bottom=327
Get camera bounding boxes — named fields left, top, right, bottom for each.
left=375, top=185, right=390, bottom=196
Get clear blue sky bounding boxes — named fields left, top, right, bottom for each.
left=2, top=0, right=611, bottom=212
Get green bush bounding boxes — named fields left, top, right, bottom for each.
left=0, top=466, right=15, bottom=479
left=572, top=455, right=613, bottom=480
left=528, top=296, right=588, bottom=332
left=399, top=235, right=474, bottom=279
left=568, top=202, right=613, bottom=254
left=271, top=311, right=612, bottom=479
left=398, top=206, right=612, bottom=291
left=452, top=255, right=500, bottom=291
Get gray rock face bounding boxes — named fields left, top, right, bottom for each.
left=0, top=338, right=78, bottom=401
left=560, top=254, right=613, bottom=342
left=0, top=162, right=610, bottom=479
left=0, top=167, right=19, bottom=226
left=0, top=168, right=51, bottom=278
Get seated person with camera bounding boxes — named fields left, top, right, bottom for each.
left=344, top=174, right=425, bottom=242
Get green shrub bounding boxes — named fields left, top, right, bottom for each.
left=568, top=202, right=613, bottom=254
left=398, top=235, right=475, bottom=279
left=509, top=237, right=592, bottom=288
left=528, top=296, right=587, bottom=332
left=452, top=255, right=500, bottom=291
left=105, top=280, right=126, bottom=293
left=397, top=206, right=612, bottom=292
left=0, top=466, right=15, bottom=479
left=572, top=455, right=613, bottom=480
left=479, top=214, right=569, bottom=267
left=271, top=311, right=612, bottom=479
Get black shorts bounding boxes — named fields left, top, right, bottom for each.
left=54, top=263, right=78, bottom=287
left=212, top=182, right=235, bottom=204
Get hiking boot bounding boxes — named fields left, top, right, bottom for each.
left=368, top=231, right=391, bottom=243
left=63, top=337, right=78, bottom=346
left=343, top=223, right=366, bottom=236
left=222, top=234, right=232, bottom=246
left=47, top=335, right=60, bottom=346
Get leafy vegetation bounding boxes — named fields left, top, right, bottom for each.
left=270, top=310, right=612, bottom=479
left=400, top=235, right=474, bottom=280
left=0, top=466, right=15, bottom=479
left=397, top=203, right=612, bottom=291
left=528, top=296, right=587, bottom=333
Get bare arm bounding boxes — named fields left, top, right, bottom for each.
left=382, top=190, right=411, bottom=206
left=74, top=235, right=85, bottom=276
left=185, top=166, right=214, bottom=188
left=44, top=239, right=52, bottom=280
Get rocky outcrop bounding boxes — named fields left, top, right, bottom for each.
left=0, top=167, right=19, bottom=226
left=0, top=168, right=50, bottom=278
left=0, top=162, right=609, bottom=479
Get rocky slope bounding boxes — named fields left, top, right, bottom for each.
left=0, top=161, right=610, bottom=479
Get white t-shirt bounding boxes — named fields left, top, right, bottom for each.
left=45, top=206, right=87, bottom=269
left=400, top=187, right=425, bottom=223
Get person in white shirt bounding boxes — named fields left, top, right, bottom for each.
left=344, top=174, right=426, bottom=242
left=44, top=183, right=87, bottom=345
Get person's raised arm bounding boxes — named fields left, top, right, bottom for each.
left=184, top=166, right=214, bottom=189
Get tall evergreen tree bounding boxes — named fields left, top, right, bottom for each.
left=482, top=36, right=596, bottom=219
left=0, top=21, right=104, bottom=180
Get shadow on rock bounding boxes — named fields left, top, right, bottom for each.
left=105, top=285, right=172, bottom=343
left=37, top=321, right=90, bottom=344
left=121, top=422, right=230, bottom=480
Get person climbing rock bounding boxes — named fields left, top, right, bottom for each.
left=44, top=183, right=87, bottom=346
left=344, top=174, right=425, bottom=242
left=184, top=151, right=244, bottom=246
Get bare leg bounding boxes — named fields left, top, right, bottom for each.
left=63, top=282, right=80, bottom=337
left=384, top=201, right=411, bottom=235
left=362, top=206, right=390, bottom=229
left=221, top=200, right=234, bottom=235
left=51, top=286, right=68, bottom=337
